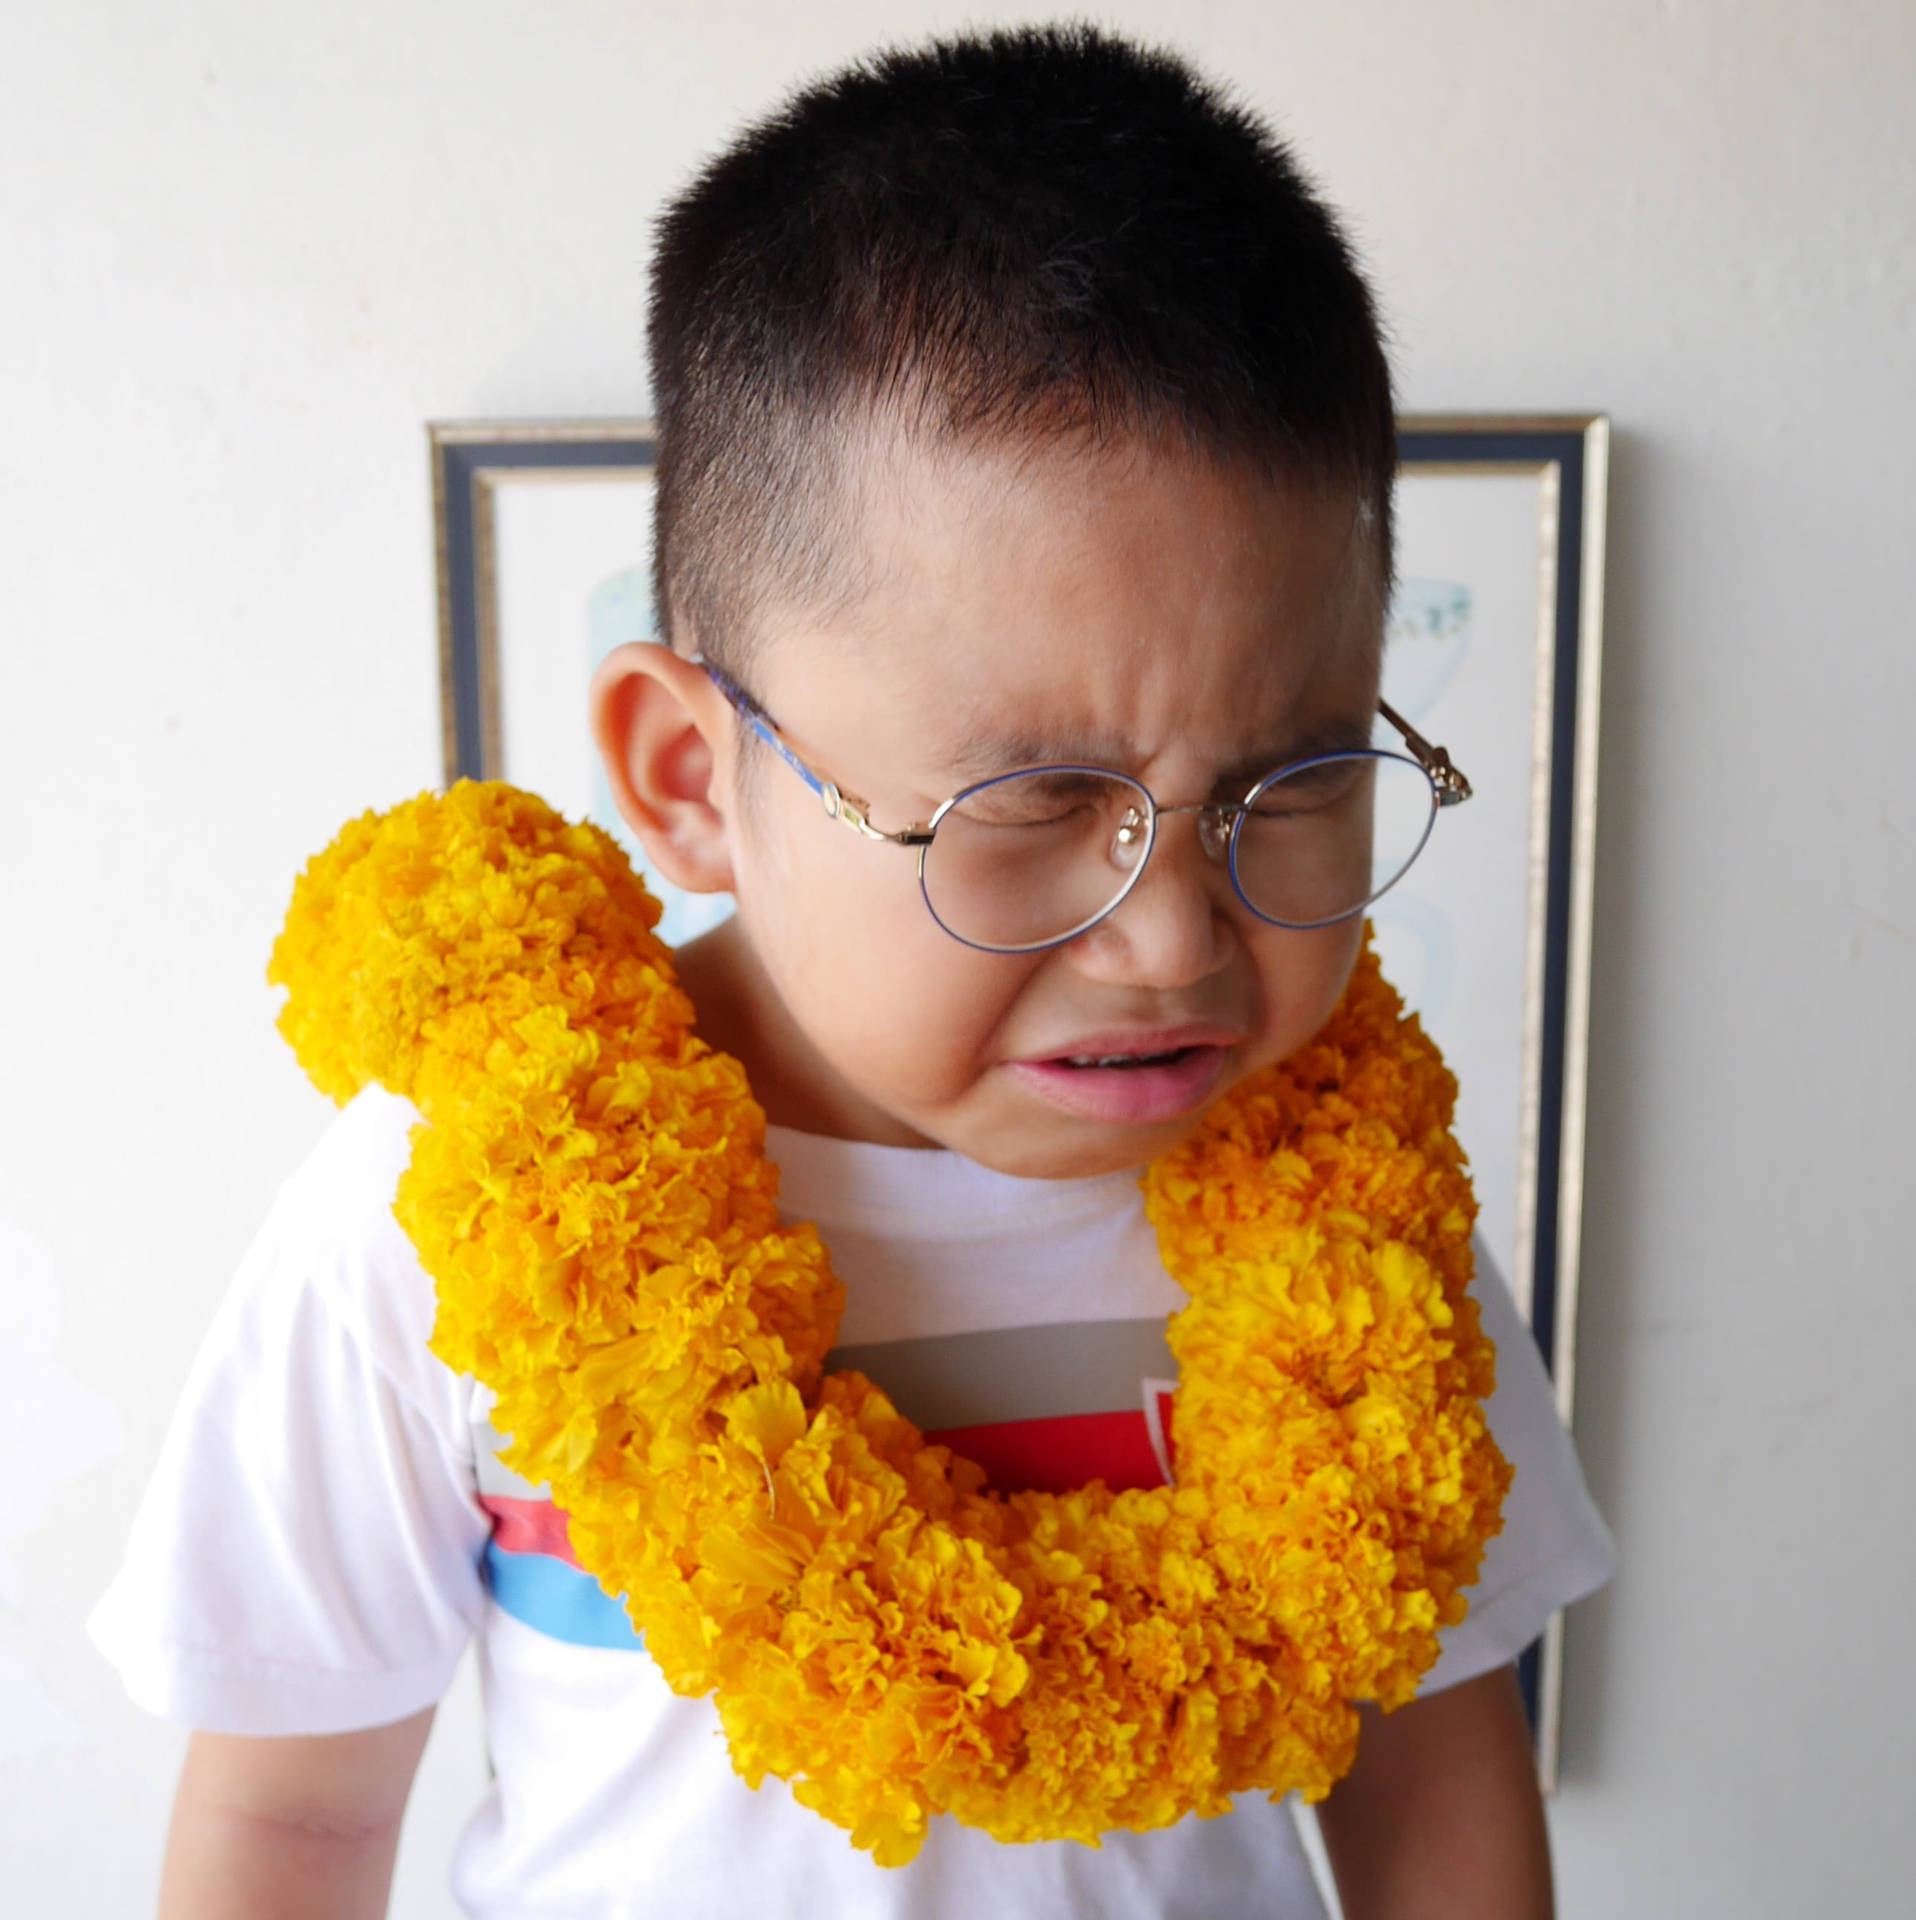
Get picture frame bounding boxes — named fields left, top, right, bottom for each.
left=429, top=412, right=1610, bottom=1783
left=1390, top=416, right=1609, bottom=1786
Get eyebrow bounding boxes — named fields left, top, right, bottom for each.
left=936, top=713, right=1379, bottom=790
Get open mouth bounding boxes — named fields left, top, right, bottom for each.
left=1007, top=1040, right=1234, bottom=1125
left=1058, top=1045, right=1205, bottom=1070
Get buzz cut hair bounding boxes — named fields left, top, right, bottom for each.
left=648, top=23, right=1396, bottom=670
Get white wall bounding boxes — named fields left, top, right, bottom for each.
left=4, top=2, right=1912, bottom=1913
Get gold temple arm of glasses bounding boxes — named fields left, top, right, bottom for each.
left=696, top=654, right=935, bottom=846
left=1378, top=698, right=1473, bottom=806
left=818, top=783, right=935, bottom=847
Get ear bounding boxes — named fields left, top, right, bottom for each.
left=589, top=644, right=738, bottom=895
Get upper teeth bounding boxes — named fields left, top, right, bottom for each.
left=1068, top=1051, right=1174, bottom=1068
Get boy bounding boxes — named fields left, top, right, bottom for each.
left=92, top=25, right=1613, bottom=1918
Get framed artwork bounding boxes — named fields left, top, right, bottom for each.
left=430, top=412, right=1610, bottom=1781
left=1386, top=417, right=1609, bottom=1785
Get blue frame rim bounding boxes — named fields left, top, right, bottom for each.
left=1398, top=420, right=1606, bottom=1745
left=432, top=423, right=659, bottom=787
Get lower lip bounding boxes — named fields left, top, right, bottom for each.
left=1004, top=1048, right=1231, bottom=1126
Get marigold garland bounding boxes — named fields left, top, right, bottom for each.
left=268, top=782, right=1509, bottom=1865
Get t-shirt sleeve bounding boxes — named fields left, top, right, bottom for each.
left=87, top=1088, right=491, bottom=1736
left=1418, top=1240, right=1617, bottom=1694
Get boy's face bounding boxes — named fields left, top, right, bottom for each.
left=650, top=431, right=1382, bottom=1179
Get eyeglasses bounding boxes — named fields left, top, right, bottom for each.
left=698, top=656, right=1470, bottom=955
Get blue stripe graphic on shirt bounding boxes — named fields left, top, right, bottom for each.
left=483, top=1541, right=643, bottom=1652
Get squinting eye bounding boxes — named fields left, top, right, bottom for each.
left=1250, top=763, right=1368, bottom=817
left=962, top=799, right=1096, bottom=832
left=953, top=772, right=1125, bottom=830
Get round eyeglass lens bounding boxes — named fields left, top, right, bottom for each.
left=918, top=767, right=1154, bottom=952
left=1230, top=750, right=1438, bottom=929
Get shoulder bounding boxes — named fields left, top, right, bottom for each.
left=89, top=1086, right=490, bottom=1733
left=247, top=1086, right=453, bottom=1415
left=267, top=1083, right=422, bottom=1249
left=1415, top=1236, right=1615, bottom=1691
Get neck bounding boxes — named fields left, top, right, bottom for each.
left=671, top=916, right=941, bottom=1149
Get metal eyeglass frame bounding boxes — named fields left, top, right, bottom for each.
left=696, top=654, right=1472, bottom=954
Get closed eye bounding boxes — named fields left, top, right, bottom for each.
left=1246, top=757, right=1372, bottom=816
left=951, top=771, right=1128, bottom=829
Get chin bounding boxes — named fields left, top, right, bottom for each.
left=953, top=1113, right=1202, bottom=1182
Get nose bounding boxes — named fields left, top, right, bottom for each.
left=1069, top=808, right=1235, bottom=988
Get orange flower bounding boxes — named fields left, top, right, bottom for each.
left=269, top=782, right=1509, bottom=1864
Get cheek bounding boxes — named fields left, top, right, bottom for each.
left=1252, top=920, right=1367, bottom=1062
left=735, top=803, right=1032, bottom=1099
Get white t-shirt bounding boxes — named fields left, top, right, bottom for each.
left=90, top=1086, right=1615, bottom=1919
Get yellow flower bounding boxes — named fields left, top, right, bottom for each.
left=270, top=782, right=1509, bottom=1863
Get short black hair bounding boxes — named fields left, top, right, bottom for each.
left=649, top=23, right=1395, bottom=666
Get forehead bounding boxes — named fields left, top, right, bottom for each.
left=756, top=427, right=1384, bottom=779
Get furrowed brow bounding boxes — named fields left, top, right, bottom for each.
left=939, top=726, right=1139, bottom=780
left=936, top=713, right=1380, bottom=788
left=1211, top=717, right=1378, bottom=791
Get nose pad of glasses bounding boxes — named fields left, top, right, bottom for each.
left=1196, top=808, right=1232, bottom=865
left=1110, top=805, right=1149, bottom=872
